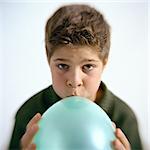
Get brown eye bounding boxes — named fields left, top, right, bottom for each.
left=57, top=64, right=69, bottom=70
left=82, top=64, right=95, bottom=72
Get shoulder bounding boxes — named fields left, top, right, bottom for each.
left=16, top=86, right=52, bottom=122
left=109, top=90, right=136, bottom=120
left=106, top=89, right=139, bottom=131
left=99, top=82, right=137, bottom=122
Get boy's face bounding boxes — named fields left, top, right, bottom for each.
left=49, top=45, right=107, bottom=101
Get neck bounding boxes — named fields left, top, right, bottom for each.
left=95, top=86, right=104, bottom=104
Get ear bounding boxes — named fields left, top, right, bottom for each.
left=103, top=58, right=108, bottom=68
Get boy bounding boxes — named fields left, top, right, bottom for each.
left=9, top=4, right=142, bottom=150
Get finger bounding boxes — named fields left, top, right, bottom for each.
left=112, top=139, right=126, bottom=150
left=21, top=124, right=39, bottom=149
left=115, top=128, right=131, bottom=150
left=26, top=113, right=41, bottom=130
left=27, top=143, right=36, bottom=150
left=112, top=121, right=116, bottom=130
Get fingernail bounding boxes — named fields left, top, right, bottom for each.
left=36, top=113, right=41, bottom=118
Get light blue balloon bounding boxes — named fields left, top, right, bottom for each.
left=33, top=96, right=116, bottom=150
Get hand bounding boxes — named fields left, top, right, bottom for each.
left=21, top=113, right=41, bottom=150
left=112, top=123, right=131, bottom=150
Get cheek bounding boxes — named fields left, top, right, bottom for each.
left=87, top=70, right=102, bottom=82
left=86, top=77, right=101, bottom=90
left=52, top=72, right=65, bottom=85
left=84, top=70, right=102, bottom=89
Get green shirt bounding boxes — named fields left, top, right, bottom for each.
left=9, top=82, right=143, bottom=150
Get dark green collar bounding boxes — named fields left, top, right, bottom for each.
left=96, top=81, right=114, bottom=118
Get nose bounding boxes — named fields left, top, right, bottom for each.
left=66, top=69, right=83, bottom=88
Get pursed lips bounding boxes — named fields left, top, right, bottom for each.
left=67, top=90, right=80, bottom=97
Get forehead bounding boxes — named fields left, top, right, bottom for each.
left=51, top=45, right=100, bottom=60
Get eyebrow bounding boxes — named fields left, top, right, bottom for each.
left=82, top=59, right=100, bottom=62
left=53, top=58, right=70, bottom=62
left=53, top=58, right=100, bottom=63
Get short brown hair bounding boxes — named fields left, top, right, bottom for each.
left=45, top=4, right=110, bottom=61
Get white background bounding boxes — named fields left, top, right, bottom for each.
left=0, top=0, right=149, bottom=149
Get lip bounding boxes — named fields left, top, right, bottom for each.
left=66, top=90, right=81, bottom=97
left=67, top=93, right=80, bottom=97
left=67, top=94, right=79, bottom=97
left=70, top=90, right=78, bottom=96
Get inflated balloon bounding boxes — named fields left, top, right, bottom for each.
left=33, top=96, right=116, bottom=150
